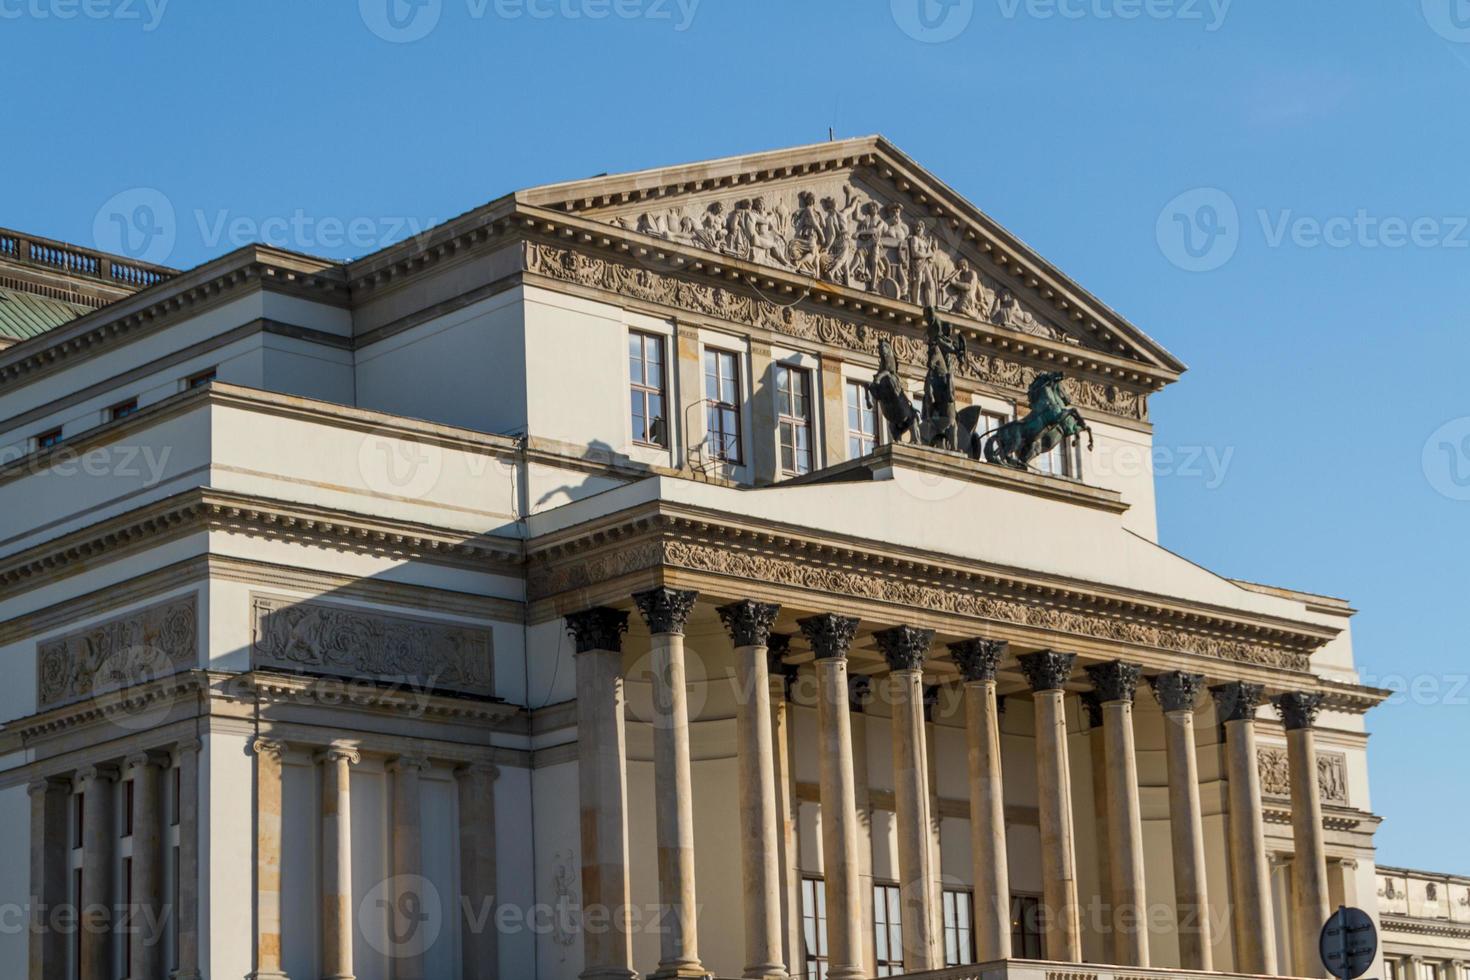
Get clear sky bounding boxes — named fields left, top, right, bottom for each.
left=2, top=0, right=1466, bottom=874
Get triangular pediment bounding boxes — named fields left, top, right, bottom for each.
left=518, top=137, right=1185, bottom=374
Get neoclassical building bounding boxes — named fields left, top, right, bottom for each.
left=0, top=138, right=1446, bottom=980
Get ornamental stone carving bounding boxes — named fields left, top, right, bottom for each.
left=717, top=600, right=782, bottom=648
left=632, top=587, right=699, bottom=635
left=949, top=638, right=1007, bottom=683
left=1149, top=671, right=1207, bottom=713
left=250, top=594, right=493, bottom=697
left=874, top=625, right=934, bottom=673
left=1210, top=681, right=1266, bottom=723
left=1274, top=691, right=1326, bottom=731
left=1018, top=650, right=1076, bottom=692
left=565, top=607, right=630, bottom=654
left=798, top=613, right=860, bottom=662
left=37, top=595, right=198, bottom=711
left=1086, top=660, right=1142, bottom=704
left=1257, top=746, right=1350, bottom=805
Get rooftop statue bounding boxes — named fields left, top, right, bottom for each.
left=864, top=336, right=921, bottom=446
left=979, top=370, right=1094, bottom=471
left=921, top=306, right=967, bottom=451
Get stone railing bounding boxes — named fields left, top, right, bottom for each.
left=0, top=226, right=174, bottom=293
left=897, top=960, right=1300, bottom=980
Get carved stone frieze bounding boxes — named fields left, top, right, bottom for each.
left=525, top=242, right=1148, bottom=422
left=37, top=595, right=198, bottom=711
left=250, top=594, right=494, bottom=697
left=1258, top=746, right=1350, bottom=806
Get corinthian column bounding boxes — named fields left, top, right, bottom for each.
left=1018, top=651, right=1082, bottom=963
left=1211, top=682, right=1277, bottom=976
left=634, top=587, right=706, bottom=980
left=768, top=637, right=804, bottom=978
left=247, top=739, right=289, bottom=980
left=950, top=640, right=1012, bottom=962
left=718, top=599, right=789, bottom=980
left=798, top=613, right=864, bottom=980
left=565, top=607, right=636, bottom=980
left=317, top=742, right=361, bottom=980
left=127, top=750, right=171, bottom=980
left=1086, top=661, right=1149, bottom=967
left=1276, top=692, right=1331, bottom=979
left=876, top=626, right=940, bottom=973
left=1148, top=672, right=1213, bottom=971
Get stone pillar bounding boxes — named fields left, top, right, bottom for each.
left=127, top=750, right=171, bottom=980
left=456, top=761, right=500, bottom=980
left=633, top=587, right=706, bottom=980
left=923, top=684, right=944, bottom=967
left=876, top=626, right=941, bottom=973
left=27, top=776, right=71, bottom=980
left=565, top=608, right=636, bottom=980
left=1079, top=693, right=1114, bottom=965
left=78, top=763, right=120, bottom=980
left=950, top=640, right=1012, bottom=962
left=1149, top=672, right=1214, bottom=971
left=389, top=755, right=430, bottom=980
left=1018, top=651, right=1082, bottom=964
left=317, top=743, right=360, bottom=980
left=718, top=600, right=789, bottom=980
left=1276, top=692, right=1332, bottom=979
left=798, top=613, right=864, bottom=980
left=175, top=738, right=204, bottom=980
left=1210, top=682, right=1277, bottom=976
left=849, top=673, right=874, bottom=979
left=767, top=637, right=804, bottom=979
left=1086, top=661, right=1149, bottom=967
left=248, top=738, right=289, bottom=980
left=1328, top=858, right=1359, bottom=912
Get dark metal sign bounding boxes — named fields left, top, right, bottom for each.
left=1321, top=905, right=1378, bottom=980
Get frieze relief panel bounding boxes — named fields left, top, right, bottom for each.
left=250, top=594, right=494, bottom=697
left=37, top=594, right=198, bottom=711
left=526, top=242, right=1148, bottom=422
left=1257, top=745, right=1350, bottom=805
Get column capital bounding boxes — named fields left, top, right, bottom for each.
left=798, top=613, right=860, bottom=662
left=387, top=754, right=431, bottom=775
left=454, top=760, right=501, bottom=782
left=1210, top=681, right=1266, bottom=723
left=848, top=673, right=872, bottom=713
left=566, top=607, right=630, bottom=653
left=1086, top=660, right=1142, bottom=704
left=175, top=738, right=204, bottom=758
left=77, top=763, right=121, bottom=785
left=717, top=600, right=781, bottom=648
left=767, top=632, right=793, bottom=660
left=27, top=774, right=71, bottom=797
left=949, top=638, right=1007, bottom=683
left=314, top=741, right=362, bottom=766
left=1150, top=671, right=1208, bottom=713
left=125, top=749, right=174, bottom=773
left=1080, top=690, right=1104, bottom=728
left=1017, top=650, right=1076, bottom=692
left=874, top=625, right=934, bottom=673
left=249, top=736, right=288, bottom=760
left=1273, top=691, right=1326, bottom=731
left=633, top=587, right=699, bottom=635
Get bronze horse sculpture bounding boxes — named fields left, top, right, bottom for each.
left=978, top=371, right=1094, bottom=470
left=864, top=337, right=921, bottom=446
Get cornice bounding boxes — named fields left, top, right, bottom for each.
left=1380, top=916, right=1470, bottom=941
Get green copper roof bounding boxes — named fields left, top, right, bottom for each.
left=0, top=285, right=90, bottom=342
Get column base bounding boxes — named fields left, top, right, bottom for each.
left=742, top=969, right=790, bottom=980
left=246, top=973, right=291, bottom=980
left=170, top=973, right=204, bottom=980
left=580, top=970, right=639, bottom=980
left=648, top=967, right=712, bottom=980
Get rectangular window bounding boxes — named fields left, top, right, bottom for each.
left=122, top=780, right=134, bottom=837
left=36, top=427, right=63, bottom=450
left=122, top=856, right=133, bottom=970
left=943, top=889, right=975, bottom=966
left=186, top=368, right=217, bottom=389
left=107, top=398, right=138, bottom=421
left=704, top=348, right=742, bottom=464
left=777, top=365, right=814, bottom=476
left=171, top=768, right=181, bottom=828
left=846, top=380, right=880, bottom=458
left=874, top=883, right=904, bottom=977
left=801, top=877, right=829, bottom=980
left=1011, top=894, right=1044, bottom=960
left=629, top=332, right=668, bottom=448
left=1032, top=427, right=1078, bottom=479
left=73, top=793, right=85, bottom=849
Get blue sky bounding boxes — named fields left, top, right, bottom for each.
left=2, top=0, right=1467, bottom=873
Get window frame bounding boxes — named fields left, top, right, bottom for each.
left=703, top=346, right=744, bottom=465
left=943, top=888, right=976, bottom=967
left=35, top=427, right=64, bottom=450
left=107, top=398, right=139, bottom=422
left=801, top=876, right=830, bottom=980
left=845, top=378, right=881, bottom=459
left=184, top=368, right=217, bottom=390
left=1010, top=893, right=1045, bottom=960
left=628, top=330, right=669, bottom=449
left=873, top=882, right=905, bottom=977
left=776, top=363, right=815, bottom=476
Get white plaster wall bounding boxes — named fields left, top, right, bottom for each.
left=352, top=763, right=391, bottom=980
left=1083, top=415, right=1160, bottom=540
left=281, top=755, right=323, bottom=978
left=524, top=761, right=576, bottom=980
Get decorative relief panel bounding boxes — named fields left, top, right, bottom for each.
left=37, top=595, right=198, bottom=711
left=526, top=242, right=1148, bottom=422
left=250, top=594, right=494, bottom=697
left=1257, top=746, right=1350, bottom=805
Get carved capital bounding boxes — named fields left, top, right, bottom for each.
left=77, top=763, right=121, bottom=786
left=175, top=738, right=204, bottom=758
left=28, top=775, right=71, bottom=798
left=1274, top=691, right=1326, bottom=731
left=1149, top=671, right=1207, bottom=714
left=454, top=761, right=501, bottom=783
left=1017, top=650, right=1076, bottom=692
left=1210, top=681, right=1266, bottom=723
left=565, top=607, right=629, bottom=654
left=798, top=614, right=860, bottom=662
left=874, top=625, right=934, bottom=673
left=315, top=741, right=362, bottom=767
left=387, top=754, right=431, bottom=775
left=632, top=587, right=699, bottom=635
left=848, top=674, right=872, bottom=713
left=1080, top=690, right=1104, bottom=728
left=949, top=638, right=1007, bottom=683
left=1086, top=660, right=1142, bottom=704
left=767, top=633, right=793, bottom=660
left=249, top=737, right=287, bottom=761
left=125, top=749, right=173, bottom=773
left=717, top=600, right=782, bottom=648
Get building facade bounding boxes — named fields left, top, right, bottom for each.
left=0, top=138, right=1446, bottom=980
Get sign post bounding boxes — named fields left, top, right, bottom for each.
left=1321, top=906, right=1379, bottom=980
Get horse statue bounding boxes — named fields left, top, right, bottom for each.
left=921, top=306, right=967, bottom=451
left=981, top=371, right=1094, bottom=470
left=865, top=337, right=921, bottom=446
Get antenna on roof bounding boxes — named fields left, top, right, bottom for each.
left=828, top=127, right=835, bottom=142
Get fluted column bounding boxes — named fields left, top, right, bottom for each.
left=718, top=600, right=789, bottom=980
left=1149, top=672, right=1213, bottom=971
left=457, top=761, right=501, bottom=980
left=1018, top=651, right=1082, bottom=963
left=175, top=739, right=204, bottom=980
left=128, top=750, right=171, bottom=980
left=28, top=776, right=70, bottom=980
left=1087, top=661, right=1149, bottom=967
left=849, top=674, right=874, bottom=979
left=389, top=755, right=430, bottom=980
left=248, top=738, right=289, bottom=980
left=1277, top=692, right=1332, bottom=979
left=634, top=587, right=706, bottom=980
left=318, top=743, right=361, bottom=980
left=1080, top=693, right=1114, bottom=966
left=798, top=613, right=864, bottom=980
left=79, top=763, right=120, bottom=980
left=1211, top=682, right=1277, bottom=975
left=565, top=608, right=636, bottom=980
left=950, top=640, right=1012, bottom=962
left=768, top=637, right=804, bottom=979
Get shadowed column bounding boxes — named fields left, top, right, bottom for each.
left=127, top=750, right=171, bottom=980
left=27, top=776, right=70, bottom=980
left=175, top=739, right=204, bottom=980
left=317, top=742, right=360, bottom=980
left=1276, top=692, right=1331, bottom=979
left=457, top=761, right=501, bottom=980
left=767, top=636, right=804, bottom=979
left=1149, top=672, right=1214, bottom=971
left=1087, top=661, right=1149, bottom=967
left=1211, top=682, right=1278, bottom=975
left=1080, top=693, right=1115, bottom=966
left=246, top=739, right=289, bottom=980
left=388, top=754, right=430, bottom=980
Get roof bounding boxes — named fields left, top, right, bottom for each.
left=0, top=284, right=91, bottom=342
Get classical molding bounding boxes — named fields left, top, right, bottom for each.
left=1149, top=670, right=1207, bottom=713
left=948, top=638, right=1006, bottom=683
left=873, top=625, right=934, bottom=673
left=1274, top=691, right=1327, bottom=731
left=798, top=613, right=859, bottom=662
left=250, top=593, right=494, bottom=698
left=564, top=607, right=630, bottom=654
left=716, top=599, right=781, bottom=648
left=1086, top=660, right=1142, bottom=704
left=1018, top=650, right=1076, bottom=693
left=1211, top=681, right=1267, bottom=723
left=37, top=594, right=198, bottom=712
left=1258, top=746, right=1350, bottom=805
left=632, top=586, right=699, bottom=635
left=314, top=742, right=363, bottom=767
